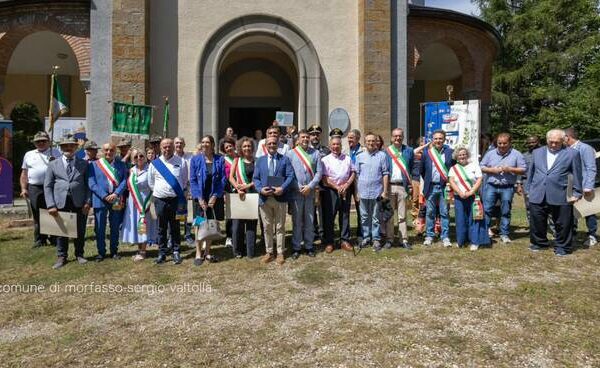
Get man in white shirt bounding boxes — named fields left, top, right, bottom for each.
left=255, top=125, right=290, bottom=159
left=148, top=138, right=189, bottom=265
left=20, top=131, right=61, bottom=248
left=174, top=136, right=194, bottom=245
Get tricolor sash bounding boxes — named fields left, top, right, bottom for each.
left=233, top=157, right=251, bottom=185
left=224, top=155, right=235, bottom=168
left=452, top=164, right=484, bottom=220
left=151, top=158, right=186, bottom=206
left=428, top=147, right=449, bottom=182
left=126, top=169, right=151, bottom=226
left=386, top=145, right=410, bottom=181
left=97, top=158, right=120, bottom=187
left=292, top=146, right=315, bottom=178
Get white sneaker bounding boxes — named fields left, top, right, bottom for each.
left=470, top=244, right=479, bottom=251
left=442, top=238, right=452, bottom=248
left=225, top=238, right=233, bottom=247
left=423, top=237, right=433, bottom=246
left=584, top=236, right=598, bottom=247
left=500, top=235, right=512, bottom=244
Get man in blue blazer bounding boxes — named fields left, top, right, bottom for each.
left=565, top=127, right=598, bottom=246
left=253, top=136, right=294, bottom=265
left=419, top=130, right=454, bottom=247
left=88, top=143, right=128, bottom=261
left=526, top=129, right=583, bottom=256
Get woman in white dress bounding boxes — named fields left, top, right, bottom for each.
left=121, top=149, right=158, bottom=261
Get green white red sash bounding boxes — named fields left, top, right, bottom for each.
left=233, top=157, right=251, bottom=185
left=386, top=145, right=410, bottom=181
left=292, top=146, right=314, bottom=178
left=97, top=158, right=120, bottom=187
left=452, top=164, right=483, bottom=219
left=224, top=154, right=235, bottom=168
left=428, top=147, right=449, bottom=182
left=126, top=169, right=151, bottom=222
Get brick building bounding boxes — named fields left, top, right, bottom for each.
left=0, top=0, right=500, bottom=145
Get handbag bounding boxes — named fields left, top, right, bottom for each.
left=195, top=208, right=225, bottom=242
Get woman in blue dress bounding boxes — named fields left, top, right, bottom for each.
left=121, top=149, right=158, bottom=261
left=448, top=147, right=490, bottom=250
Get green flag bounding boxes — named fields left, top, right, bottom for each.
left=112, top=102, right=153, bottom=138
left=162, top=98, right=169, bottom=137
left=49, top=74, right=68, bottom=131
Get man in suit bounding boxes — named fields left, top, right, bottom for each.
left=88, top=143, right=128, bottom=261
left=564, top=127, right=598, bottom=246
left=420, top=130, right=454, bottom=247
left=253, top=136, right=294, bottom=265
left=526, top=129, right=583, bottom=256
left=44, top=135, right=91, bottom=269
left=286, top=129, right=322, bottom=259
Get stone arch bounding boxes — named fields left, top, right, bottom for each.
left=199, top=14, right=321, bottom=140
left=0, top=4, right=90, bottom=92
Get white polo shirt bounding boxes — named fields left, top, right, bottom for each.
left=148, top=154, right=188, bottom=199
left=21, top=148, right=61, bottom=185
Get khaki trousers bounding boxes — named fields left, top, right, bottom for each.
left=259, top=197, right=287, bottom=255
left=383, top=184, right=409, bottom=241
left=411, top=179, right=421, bottom=219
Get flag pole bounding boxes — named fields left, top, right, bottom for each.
left=48, top=65, right=59, bottom=149
left=162, top=96, right=169, bottom=138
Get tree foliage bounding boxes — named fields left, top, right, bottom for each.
left=475, top=0, right=600, bottom=143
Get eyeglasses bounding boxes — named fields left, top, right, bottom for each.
left=135, top=154, right=145, bottom=158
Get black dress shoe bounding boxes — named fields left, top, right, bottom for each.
left=173, top=252, right=182, bottom=265
left=193, top=257, right=203, bottom=266
left=401, top=242, right=413, bottom=250
left=154, top=255, right=167, bottom=264
left=307, top=250, right=316, bottom=257
left=95, top=255, right=105, bottom=262
left=291, top=252, right=300, bottom=260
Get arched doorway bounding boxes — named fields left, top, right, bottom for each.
left=218, top=37, right=298, bottom=138
left=2, top=30, right=86, bottom=120
left=199, top=14, right=321, bottom=141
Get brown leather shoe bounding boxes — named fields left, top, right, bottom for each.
left=276, top=254, right=285, bottom=265
left=325, top=244, right=334, bottom=253
left=340, top=241, right=353, bottom=252
left=261, top=253, right=274, bottom=264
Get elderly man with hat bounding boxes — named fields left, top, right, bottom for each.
left=116, top=137, right=133, bottom=167
left=83, top=141, right=99, bottom=161
left=44, top=135, right=91, bottom=269
left=20, top=131, right=61, bottom=248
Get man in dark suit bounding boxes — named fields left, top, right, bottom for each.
left=44, top=135, right=91, bottom=269
left=420, top=130, right=455, bottom=247
left=88, top=143, right=128, bottom=261
left=526, top=129, right=583, bottom=256
left=253, top=136, right=294, bottom=265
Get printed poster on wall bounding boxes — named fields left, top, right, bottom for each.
left=0, top=120, right=13, bottom=206
left=423, top=100, right=480, bottom=160
left=44, top=117, right=87, bottom=144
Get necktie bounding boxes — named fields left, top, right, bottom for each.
left=268, top=155, right=275, bottom=176
left=66, top=158, right=74, bottom=175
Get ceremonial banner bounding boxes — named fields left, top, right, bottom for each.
left=112, top=102, right=153, bottom=138
left=423, top=100, right=480, bottom=159
left=0, top=120, right=12, bottom=207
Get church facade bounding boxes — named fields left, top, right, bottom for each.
left=0, top=0, right=499, bottom=145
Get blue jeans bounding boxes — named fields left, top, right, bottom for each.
left=454, top=196, right=490, bottom=246
left=574, top=215, right=598, bottom=238
left=483, top=185, right=514, bottom=236
left=425, top=184, right=449, bottom=239
left=359, top=198, right=381, bottom=242
left=94, top=206, right=124, bottom=257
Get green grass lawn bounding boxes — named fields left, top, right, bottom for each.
left=0, top=200, right=599, bottom=367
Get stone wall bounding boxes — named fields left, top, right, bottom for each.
left=358, top=0, right=392, bottom=139
left=112, top=0, right=148, bottom=104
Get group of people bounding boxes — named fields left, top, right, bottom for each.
left=20, top=122, right=597, bottom=269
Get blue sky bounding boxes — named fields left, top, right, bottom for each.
left=425, top=0, right=480, bottom=16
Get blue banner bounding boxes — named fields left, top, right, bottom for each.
left=0, top=121, right=13, bottom=206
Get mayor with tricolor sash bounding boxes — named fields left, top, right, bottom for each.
left=88, top=143, right=128, bottom=261
left=286, top=129, right=323, bottom=259
left=383, top=128, right=414, bottom=249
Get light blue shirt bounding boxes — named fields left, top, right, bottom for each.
left=571, top=140, right=597, bottom=190
left=354, top=150, right=389, bottom=200
left=431, top=148, right=447, bottom=183
left=480, top=148, right=527, bottom=186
